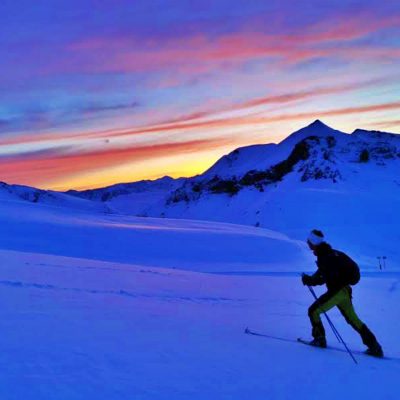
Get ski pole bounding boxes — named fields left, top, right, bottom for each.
left=307, top=285, right=358, bottom=365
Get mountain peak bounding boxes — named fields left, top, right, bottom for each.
left=306, top=119, right=331, bottom=129
left=294, top=119, right=338, bottom=137
left=279, top=119, right=344, bottom=148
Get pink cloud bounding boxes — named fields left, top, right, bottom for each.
left=96, top=80, right=394, bottom=139
left=0, top=77, right=389, bottom=150
left=99, top=99, right=400, bottom=140
left=50, top=13, right=400, bottom=78
left=297, top=14, right=400, bottom=44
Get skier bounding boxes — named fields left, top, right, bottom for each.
left=302, top=229, right=383, bottom=357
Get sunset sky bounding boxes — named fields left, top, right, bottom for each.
left=1, top=0, right=399, bottom=190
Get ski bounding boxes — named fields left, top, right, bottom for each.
left=297, top=338, right=372, bottom=358
left=244, top=327, right=296, bottom=344
left=296, top=337, right=385, bottom=359
left=244, top=328, right=391, bottom=360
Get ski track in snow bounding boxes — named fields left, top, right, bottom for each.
left=0, top=179, right=400, bottom=399
left=0, top=250, right=398, bottom=399
left=0, top=279, right=243, bottom=304
left=25, top=261, right=175, bottom=276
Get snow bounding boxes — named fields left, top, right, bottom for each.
left=63, top=122, right=400, bottom=275
left=129, top=121, right=400, bottom=271
left=0, top=195, right=310, bottom=272
left=0, top=181, right=111, bottom=213
left=201, top=120, right=346, bottom=180
left=1, top=120, right=399, bottom=398
left=66, top=176, right=185, bottom=216
left=0, top=193, right=399, bottom=399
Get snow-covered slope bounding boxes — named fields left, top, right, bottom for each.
left=66, top=176, right=185, bottom=215
left=0, top=194, right=310, bottom=272
left=0, top=196, right=398, bottom=399
left=201, top=119, right=346, bottom=180
left=0, top=181, right=112, bottom=213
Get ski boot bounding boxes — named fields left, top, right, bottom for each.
left=309, top=337, right=327, bottom=348
left=365, top=343, right=384, bottom=358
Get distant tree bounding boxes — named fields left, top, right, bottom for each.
left=359, top=149, right=370, bottom=163
left=326, top=136, right=336, bottom=148
left=192, top=183, right=202, bottom=193
left=209, top=179, right=240, bottom=196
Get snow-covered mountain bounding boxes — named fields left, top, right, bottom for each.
left=65, top=120, right=400, bottom=269
left=200, top=119, right=345, bottom=180
left=166, top=119, right=399, bottom=202
left=9, top=120, right=399, bottom=268
left=68, top=120, right=400, bottom=217
left=66, top=175, right=186, bottom=215
left=0, top=181, right=112, bottom=213
left=150, top=120, right=400, bottom=268
left=66, top=176, right=185, bottom=202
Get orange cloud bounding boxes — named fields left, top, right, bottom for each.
left=3, top=97, right=400, bottom=189
left=0, top=137, right=235, bottom=188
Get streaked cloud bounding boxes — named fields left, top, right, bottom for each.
left=368, top=119, right=400, bottom=130
left=0, top=137, right=235, bottom=187
left=0, top=77, right=385, bottom=148
left=0, top=1, right=399, bottom=189
left=78, top=101, right=140, bottom=115
left=98, top=100, right=400, bottom=140
left=60, top=14, right=400, bottom=77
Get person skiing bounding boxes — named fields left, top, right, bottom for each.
left=302, top=229, right=383, bottom=357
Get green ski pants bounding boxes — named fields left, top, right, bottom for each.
left=308, top=286, right=364, bottom=339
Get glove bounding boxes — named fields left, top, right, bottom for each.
left=301, top=273, right=312, bottom=286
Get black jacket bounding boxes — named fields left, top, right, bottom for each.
left=306, top=242, right=350, bottom=293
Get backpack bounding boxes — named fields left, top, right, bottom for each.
left=334, top=250, right=361, bottom=285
